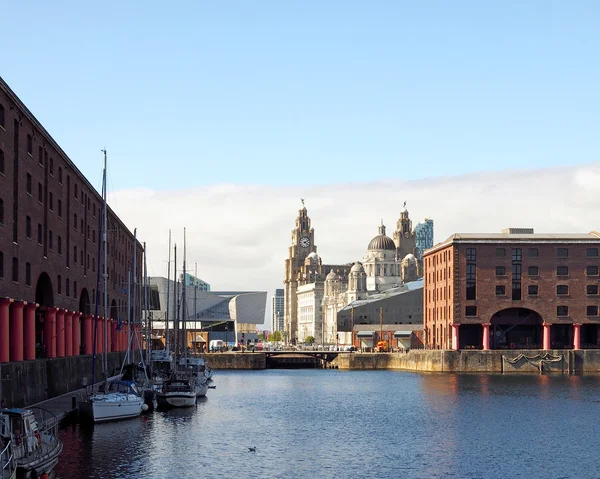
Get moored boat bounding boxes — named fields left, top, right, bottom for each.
left=156, top=376, right=197, bottom=408
left=0, top=407, right=62, bottom=479
left=78, top=380, right=146, bottom=423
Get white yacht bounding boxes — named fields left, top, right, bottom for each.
left=78, top=380, right=147, bottom=423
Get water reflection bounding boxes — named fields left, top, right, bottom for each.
left=55, top=371, right=600, bottom=479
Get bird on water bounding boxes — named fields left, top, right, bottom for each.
left=248, top=447, right=256, bottom=452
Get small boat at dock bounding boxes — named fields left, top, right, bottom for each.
left=0, top=407, right=63, bottom=479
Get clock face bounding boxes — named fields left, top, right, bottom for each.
left=300, top=236, right=310, bottom=248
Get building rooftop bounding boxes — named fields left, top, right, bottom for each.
left=425, top=231, right=600, bottom=255
left=340, top=278, right=423, bottom=311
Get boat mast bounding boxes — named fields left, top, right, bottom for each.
left=102, top=149, right=108, bottom=377
left=165, top=230, right=171, bottom=355
left=194, top=262, right=197, bottom=356
left=183, top=227, right=187, bottom=362
left=144, top=242, right=150, bottom=367
left=126, top=269, right=131, bottom=364
left=133, top=228, right=138, bottom=364
left=173, top=244, right=178, bottom=365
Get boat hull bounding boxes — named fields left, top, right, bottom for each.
left=16, top=440, right=63, bottom=479
left=156, top=392, right=196, bottom=408
left=79, top=396, right=144, bottom=423
left=196, top=382, right=208, bottom=397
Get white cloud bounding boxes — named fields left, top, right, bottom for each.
left=108, top=162, right=600, bottom=325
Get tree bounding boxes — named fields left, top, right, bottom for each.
left=305, top=336, right=315, bottom=345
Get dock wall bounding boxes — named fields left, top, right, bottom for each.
left=1, top=352, right=126, bottom=408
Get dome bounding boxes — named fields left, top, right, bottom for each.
left=326, top=269, right=337, bottom=281
left=403, top=253, right=417, bottom=264
left=350, top=262, right=364, bottom=273
left=368, top=234, right=396, bottom=251
left=367, top=223, right=396, bottom=251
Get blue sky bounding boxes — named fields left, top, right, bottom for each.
left=3, top=1, right=599, bottom=193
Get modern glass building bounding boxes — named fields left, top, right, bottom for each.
left=180, top=272, right=211, bottom=291
left=272, top=289, right=285, bottom=332
left=415, top=218, right=434, bottom=259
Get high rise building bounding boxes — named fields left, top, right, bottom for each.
left=272, top=289, right=284, bottom=332
left=415, top=218, right=434, bottom=259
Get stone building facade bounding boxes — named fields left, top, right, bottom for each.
left=284, top=202, right=425, bottom=345
left=424, top=229, right=600, bottom=351
left=0, top=76, right=143, bottom=363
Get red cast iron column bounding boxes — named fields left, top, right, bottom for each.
left=23, top=303, right=38, bottom=361
left=0, top=298, right=14, bottom=363
left=9, top=301, right=26, bottom=362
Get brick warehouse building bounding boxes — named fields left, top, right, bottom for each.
left=423, top=228, right=600, bottom=351
left=0, top=76, right=144, bottom=363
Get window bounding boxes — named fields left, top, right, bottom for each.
left=93, top=203, right=96, bottom=217
left=587, top=306, right=599, bottom=316
left=80, top=219, right=83, bottom=235
left=528, top=285, right=538, bottom=295
left=512, top=263, right=521, bottom=280
left=58, top=235, right=62, bottom=255
left=528, top=266, right=539, bottom=276
left=80, top=250, right=83, bottom=265
left=12, top=257, right=18, bottom=282
left=512, top=248, right=522, bottom=262
left=49, top=192, right=53, bottom=211
left=57, top=275, right=62, bottom=295
left=58, top=167, right=63, bottom=184
left=496, top=285, right=506, bottom=296
left=74, top=184, right=78, bottom=199
left=586, top=266, right=599, bottom=276
left=37, top=224, right=42, bottom=245
left=586, top=248, right=599, bottom=258
left=74, top=246, right=77, bottom=263
left=0, top=104, right=4, bottom=128
left=557, top=285, right=569, bottom=295
left=26, top=174, right=32, bottom=195
left=0, top=198, right=3, bottom=225
left=25, top=216, right=31, bottom=238
left=38, top=183, right=42, bottom=203
left=466, top=248, right=476, bottom=261
left=587, top=284, right=598, bottom=295
left=466, top=264, right=476, bottom=300
left=25, top=262, right=31, bottom=286
left=557, top=305, right=568, bottom=317
left=465, top=306, right=477, bottom=316
left=66, top=278, right=70, bottom=297
left=0, top=252, right=3, bottom=278
left=38, top=146, right=43, bottom=166
left=27, top=134, right=32, bottom=155
left=49, top=157, right=54, bottom=175
left=557, top=266, right=569, bottom=276
left=0, top=149, right=4, bottom=174
left=74, top=213, right=77, bottom=230
left=58, top=200, right=62, bottom=218
left=557, top=248, right=569, bottom=258
left=74, top=281, right=77, bottom=299
left=49, top=230, right=53, bottom=250
left=512, top=282, right=521, bottom=300
left=528, top=248, right=539, bottom=258
left=496, top=248, right=506, bottom=257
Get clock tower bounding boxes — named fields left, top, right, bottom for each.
left=284, top=201, right=317, bottom=344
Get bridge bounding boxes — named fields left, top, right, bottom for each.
left=261, top=350, right=350, bottom=368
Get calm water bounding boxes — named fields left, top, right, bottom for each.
left=55, top=371, right=600, bottom=479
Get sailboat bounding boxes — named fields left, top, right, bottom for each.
left=78, top=150, right=147, bottom=423
left=156, top=230, right=200, bottom=408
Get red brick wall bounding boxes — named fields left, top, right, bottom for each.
left=0, top=82, right=143, bottom=316
left=425, top=238, right=600, bottom=349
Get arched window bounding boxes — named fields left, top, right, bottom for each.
left=0, top=104, right=5, bottom=128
